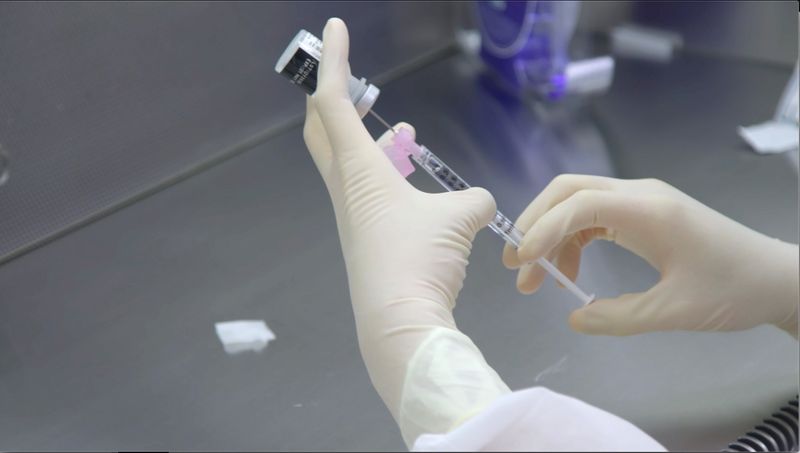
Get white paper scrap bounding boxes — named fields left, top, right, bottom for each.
left=215, top=320, right=275, bottom=354
left=738, top=121, right=799, bottom=154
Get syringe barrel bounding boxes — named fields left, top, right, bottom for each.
left=412, top=144, right=595, bottom=304
left=411, top=144, right=524, bottom=249
left=489, top=211, right=524, bottom=248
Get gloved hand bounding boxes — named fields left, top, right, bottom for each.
left=503, top=175, right=799, bottom=338
left=304, top=18, right=509, bottom=446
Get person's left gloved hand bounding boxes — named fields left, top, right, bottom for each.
left=303, top=18, right=509, bottom=446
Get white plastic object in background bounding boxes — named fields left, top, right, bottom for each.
left=215, top=320, right=275, bottom=354
left=739, top=62, right=799, bottom=154
left=611, top=24, right=683, bottom=63
left=565, top=56, right=615, bottom=95
left=738, top=122, right=799, bottom=154
left=775, top=62, right=799, bottom=125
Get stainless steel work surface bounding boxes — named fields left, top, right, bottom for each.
left=0, top=1, right=454, bottom=263
left=0, top=51, right=797, bottom=450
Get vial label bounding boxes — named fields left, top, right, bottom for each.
left=280, top=46, right=319, bottom=94
left=278, top=31, right=324, bottom=95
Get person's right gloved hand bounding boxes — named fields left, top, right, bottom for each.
left=503, top=175, right=799, bottom=338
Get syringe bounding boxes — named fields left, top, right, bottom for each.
left=371, top=115, right=595, bottom=306
left=275, top=29, right=594, bottom=305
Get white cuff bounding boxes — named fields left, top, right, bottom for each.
left=398, top=327, right=511, bottom=447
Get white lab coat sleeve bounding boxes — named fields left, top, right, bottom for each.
left=411, top=386, right=667, bottom=452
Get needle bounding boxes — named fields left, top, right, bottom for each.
left=368, top=110, right=397, bottom=134
left=367, top=108, right=594, bottom=306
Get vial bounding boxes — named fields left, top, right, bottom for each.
left=275, top=29, right=380, bottom=118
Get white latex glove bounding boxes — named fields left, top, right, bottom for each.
left=503, top=175, right=799, bottom=338
left=303, top=19, right=509, bottom=446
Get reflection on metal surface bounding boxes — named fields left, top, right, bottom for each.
left=390, top=50, right=615, bottom=221
left=534, top=356, right=569, bottom=383
left=0, top=1, right=455, bottom=264
left=0, top=146, right=9, bottom=187
left=476, top=1, right=580, bottom=99
left=471, top=69, right=615, bottom=188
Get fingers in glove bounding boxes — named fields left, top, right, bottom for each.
left=376, top=122, right=414, bottom=148
left=303, top=95, right=333, bottom=183
left=442, top=187, right=498, bottom=236
left=515, top=244, right=567, bottom=295
left=515, top=224, right=614, bottom=294
left=555, top=240, right=582, bottom=285
left=503, top=174, right=616, bottom=269
left=569, top=282, right=667, bottom=336
left=554, top=227, right=614, bottom=284
left=517, top=190, right=660, bottom=266
left=314, top=18, right=402, bottom=184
